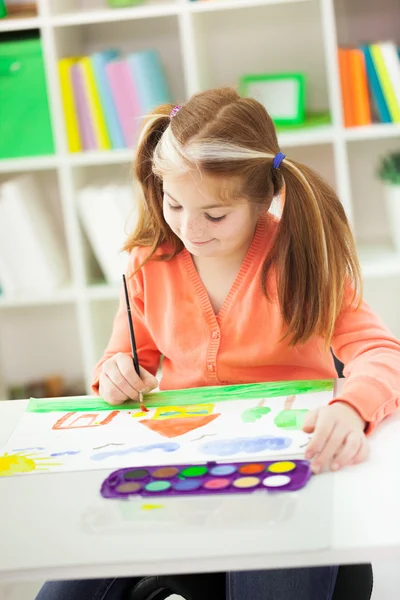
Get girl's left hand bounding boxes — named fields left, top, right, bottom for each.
left=303, top=402, right=369, bottom=473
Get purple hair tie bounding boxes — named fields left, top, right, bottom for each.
left=272, top=152, right=286, bottom=169
left=170, top=105, right=181, bottom=119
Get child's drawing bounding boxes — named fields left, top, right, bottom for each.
left=200, top=435, right=292, bottom=457
left=0, top=451, right=60, bottom=477
left=0, top=380, right=334, bottom=477
left=53, top=410, right=119, bottom=430
left=274, top=395, right=309, bottom=431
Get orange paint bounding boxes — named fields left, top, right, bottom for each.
left=238, top=463, right=265, bottom=475
left=139, top=414, right=220, bottom=438
left=53, top=411, right=119, bottom=430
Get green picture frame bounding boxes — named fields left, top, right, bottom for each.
left=239, top=73, right=306, bottom=126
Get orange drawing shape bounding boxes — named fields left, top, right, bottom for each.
left=139, top=414, right=220, bottom=438
left=53, top=411, right=119, bottom=430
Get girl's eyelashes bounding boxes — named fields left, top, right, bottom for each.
left=166, top=199, right=227, bottom=222
left=167, top=202, right=182, bottom=211
left=205, top=214, right=226, bottom=223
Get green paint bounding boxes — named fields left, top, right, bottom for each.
left=27, top=380, right=334, bottom=413
left=145, top=480, right=171, bottom=492
left=241, top=406, right=271, bottom=423
left=180, top=465, right=208, bottom=478
left=124, top=469, right=149, bottom=480
left=274, top=409, right=309, bottom=431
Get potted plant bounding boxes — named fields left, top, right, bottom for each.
left=378, top=150, right=400, bottom=254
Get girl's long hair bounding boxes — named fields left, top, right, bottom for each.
left=124, top=88, right=362, bottom=346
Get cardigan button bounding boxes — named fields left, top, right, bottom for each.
left=207, top=363, right=215, bottom=373
left=212, top=330, right=220, bottom=339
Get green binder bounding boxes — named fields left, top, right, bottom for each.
left=0, top=36, right=54, bottom=159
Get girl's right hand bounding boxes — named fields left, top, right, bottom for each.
left=99, top=352, right=158, bottom=406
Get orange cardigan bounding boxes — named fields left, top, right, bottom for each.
left=92, top=215, right=400, bottom=433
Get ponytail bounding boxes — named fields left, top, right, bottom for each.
left=262, top=158, right=362, bottom=347
left=123, top=104, right=183, bottom=263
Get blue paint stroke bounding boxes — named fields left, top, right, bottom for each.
left=12, top=447, right=45, bottom=452
left=200, top=436, right=292, bottom=457
left=91, top=442, right=180, bottom=461
left=50, top=451, right=81, bottom=457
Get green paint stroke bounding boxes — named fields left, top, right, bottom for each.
left=241, top=406, right=271, bottom=423
left=27, top=379, right=334, bottom=413
left=274, top=409, right=309, bottom=431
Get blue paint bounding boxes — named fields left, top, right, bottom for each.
left=12, top=447, right=45, bottom=452
left=50, top=451, right=81, bottom=457
left=173, top=478, right=202, bottom=491
left=210, top=465, right=237, bottom=476
left=200, top=436, right=292, bottom=457
left=91, top=442, right=180, bottom=461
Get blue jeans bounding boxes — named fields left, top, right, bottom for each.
left=35, top=566, right=339, bottom=600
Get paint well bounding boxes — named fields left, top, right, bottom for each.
left=268, top=461, right=296, bottom=474
left=124, top=468, right=149, bottom=480
left=233, top=476, right=261, bottom=489
left=263, top=475, right=291, bottom=488
left=173, top=478, right=202, bottom=491
left=238, top=463, right=265, bottom=475
left=203, top=478, right=231, bottom=490
left=116, top=482, right=142, bottom=493
left=152, top=466, right=179, bottom=479
left=145, top=480, right=171, bottom=492
left=180, top=465, right=208, bottom=478
left=209, top=464, right=236, bottom=476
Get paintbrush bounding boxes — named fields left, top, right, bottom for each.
left=122, top=274, right=148, bottom=412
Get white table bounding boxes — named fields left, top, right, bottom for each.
left=1, top=396, right=400, bottom=583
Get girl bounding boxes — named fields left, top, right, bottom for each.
left=36, top=87, right=400, bottom=600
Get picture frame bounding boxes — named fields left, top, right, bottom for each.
left=239, top=73, right=306, bottom=126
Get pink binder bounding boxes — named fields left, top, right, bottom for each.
left=106, top=59, right=141, bottom=147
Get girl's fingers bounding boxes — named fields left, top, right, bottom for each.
left=331, top=432, right=363, bottom=470
left=311, top=424, right=346, bottom=473
left=302, top=408, right=319, bottom=434
left=102, top=358, right=140, bottom=401
left=139, top=366, right=159, bottom=393
left=351, top=438, right=370, bottom=465
left=305, top=409, right=335, bottom=460
left=99, top=374, right=129, bottom=406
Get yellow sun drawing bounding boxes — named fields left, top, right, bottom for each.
left=0, top=451, right=60, bottom=477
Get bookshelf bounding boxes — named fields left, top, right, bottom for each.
left=0, top=0, right=399, bottom=399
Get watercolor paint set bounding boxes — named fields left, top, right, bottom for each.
left=100, top=459, right=312, bottom=499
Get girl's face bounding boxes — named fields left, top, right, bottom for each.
left=162, top=171, right=261, bottom=259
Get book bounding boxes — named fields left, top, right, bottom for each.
left=370, top=43, right=400, bottom=123
left=360, top=45, right=391, bottom=124
left=0, top=379, right=335, bottom=477
left=0, top=176, right=69, bottom=295
left=338, top=48, right=355, bottom=127
left=348, top=48, right=371, bottom=126
left=71, top=64, right=97, bottom=151
left=79, top=57, right=111, bottom=150
left=127, top=49, right=173, bottom=114
left=90, top=50, right=126, bottom=149
left=58, top=57, right=81, bottom=152
left=77, top=182, right=137, bottom=284
left=377, top=42, right=400, bottom=122
left=106, top=59, right=141, bottom=147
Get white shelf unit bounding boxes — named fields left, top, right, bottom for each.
left=0, top=0, right=399, bottom=400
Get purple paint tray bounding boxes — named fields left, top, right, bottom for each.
left=100, top=459, right=312, bottom=499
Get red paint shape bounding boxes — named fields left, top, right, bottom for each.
left=139, top=414, right=220, bottom=438
left=53, top=411, right=119, bottom=430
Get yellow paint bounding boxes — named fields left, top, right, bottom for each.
left=132, top=411, right=149, bottom=418
left=0, top=452, right=59, bottom=477
left=268, top=461, right=296, bottom=474
left=152, top=404, right=214, bottom=420
left=141, top=504, right=164, bottom=511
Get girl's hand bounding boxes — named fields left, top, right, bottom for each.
left=303, top=402, right=369, bottom=474
left=99, top=352, right=158, bottom=406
